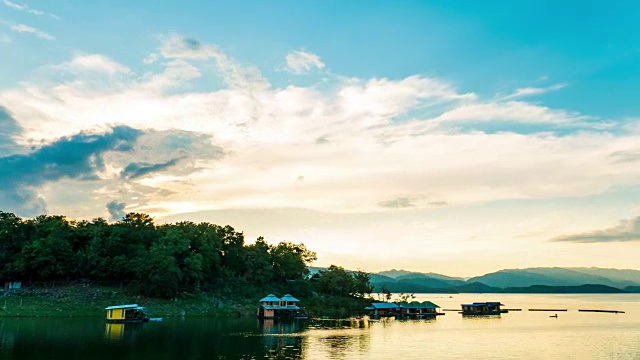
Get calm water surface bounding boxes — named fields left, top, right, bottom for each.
left=1, top=294, right=639, bottom=359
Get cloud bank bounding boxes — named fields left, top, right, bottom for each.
left=121, top=158, right=182, bottom=179
left=0, top=126, right=141, bottom=216
left=552, top=217, right=640, bottom=243
left=1, top=34, right=639, bottom=221
left=0, top=106, right=21, bottom=153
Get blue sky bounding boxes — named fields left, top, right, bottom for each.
left=1, top=0, right=640, bottom=275
left=3, top=0, right=640, bottom=118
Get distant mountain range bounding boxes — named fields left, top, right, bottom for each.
left=366, top=267, right=640, bottom=294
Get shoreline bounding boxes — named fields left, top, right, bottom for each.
left=0, top=285, right=370, bottom=319
left=3, top=286, right=632, bottom=319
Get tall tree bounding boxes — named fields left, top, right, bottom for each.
left=16, top=215, right=76, bottom=280
left=352, top=270, right=374, bottom=297
left=218, top=225, right=246, bottom=276
left=243, top=237, right=273, bottom=286
left=271, top=242, right=317, bottom=282
left=0, top=212, right=31, bottom=280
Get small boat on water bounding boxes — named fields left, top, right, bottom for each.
left=105, top=304, right=149, bottom=323
left=461, top=302, right=505, bottom=315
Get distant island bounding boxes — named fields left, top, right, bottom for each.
left=354, top=267, right=640, bottom=294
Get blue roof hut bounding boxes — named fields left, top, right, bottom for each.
left=364, top=302, right=401, bottom=318
left=258, top=294, right=302, bottom=318
left=398, top=301, right=442, bottom=318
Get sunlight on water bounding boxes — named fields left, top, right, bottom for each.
left=1, top=294, right=639, bottom=359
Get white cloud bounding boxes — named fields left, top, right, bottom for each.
left=337, top=75, right=475, bottom=120
left=64, top=54, right=132, bottom=74
left=10, top=24, right=54, bottom=40
left=158, top=34, right=268, bottom=90
left=503, top=83, right=567, bottom=100
left=430, top=100, right=588, bottom=126
left=3, top=0, right=59, bottom=19
left=286, top=49, right=326, bottom=74
left=3, top=0, right=41, bottom=15
left=143, top=53, right=159, bottom=64
left=159, top=34, right=219, bottom=60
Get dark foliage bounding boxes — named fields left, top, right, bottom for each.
left=0, top=211, right=374, bottom=303
left=0, top=211, right=340, bottom=299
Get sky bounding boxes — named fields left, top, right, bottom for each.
left=1, top=0, right=640, bottom=277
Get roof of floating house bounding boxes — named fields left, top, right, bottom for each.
left=261, top=305, right=301, bottom=310
left=461, top=302, right=504, bottom=307
left=398, top=301, right=440, bottom=309
left=364, top=302, right=401, bottom=310
left=105, top=304, right=143, bottom=310
left=280, top=294, right=299, bottom=302
left=259, top=294, right=281, bottom=302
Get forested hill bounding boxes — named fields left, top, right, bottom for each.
left=0, top=211, right=372, bottom=300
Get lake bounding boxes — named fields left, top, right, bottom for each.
left=1, top=294, right=639, bottom=359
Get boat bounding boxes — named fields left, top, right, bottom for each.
left=461, top=302, right=504, bottom=315
left=105, top=304, right=149, bottom=323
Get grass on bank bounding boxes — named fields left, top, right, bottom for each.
left=0, top=286, right=256, bottom=318
left=0, top=285, right=372, bottom=319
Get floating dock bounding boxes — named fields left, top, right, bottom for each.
left=439, top=308, right=625, bottom=314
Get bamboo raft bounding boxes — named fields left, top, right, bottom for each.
left=578, top=309, right=625, bottom=314
left=528, top=309, right=568, bottom=312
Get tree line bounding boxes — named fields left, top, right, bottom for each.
left=0, top=211, right=373, bottom=299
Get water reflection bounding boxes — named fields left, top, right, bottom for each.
left=319, top=335, right=352, bottom=359
left=0, top=318, right=311, bottom=360
left=2, top=295, right=639, bottom=359
left=260, top=318, right=306, bottom=334
left=308, top=317, right=371, bottom=329
left=0, top=322, right=15, bottom=350
left=301, top=318, right=374, bottom=359
left=104, top=322, right=124, bottom=341
left=103, top=322, right=144, bottom=342
left=259, top=319, right=305, bottom=359
left=461, top=315, right=503, bottom=320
